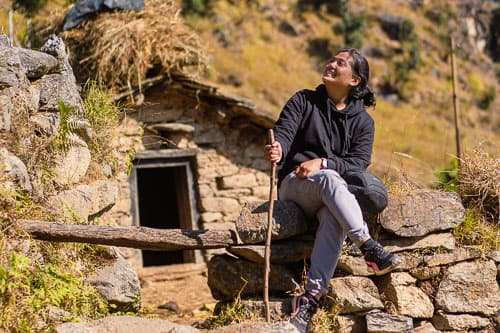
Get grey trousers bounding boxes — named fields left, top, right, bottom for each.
left=279, top=170, right=370, bottom=296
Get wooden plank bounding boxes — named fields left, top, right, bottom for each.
left=17, top=220, right=239, bottom=250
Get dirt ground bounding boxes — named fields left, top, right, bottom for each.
left=138, top=263, right=217, bottom=330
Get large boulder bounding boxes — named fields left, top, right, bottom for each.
left=379, top=190, right=465, bottom=237
left=87, top=249, right=141, bottom=312
left=207, top=254, right=298, bottom=301
left=55, top=180, right=119, bottom=220
left=236, top=200, right=310, bottom=244
left=15, top=47, right=58, bottom=80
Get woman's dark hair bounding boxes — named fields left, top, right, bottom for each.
left=337, top=48, right=376, bottom=107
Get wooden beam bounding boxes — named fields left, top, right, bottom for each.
left=16, top=220, right=239, bottom=250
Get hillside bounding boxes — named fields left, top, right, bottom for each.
left=2, top=0, right=498, bottom=186
left=178, top=0, right=500, bottom=185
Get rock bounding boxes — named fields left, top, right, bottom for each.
left=411, top=321, right=440, bottom=333
left=29, top=112, right=60, bottom=135
left=227, top=239, right=313, bottom=264
left=219, top=173, right=257, bottom=189
left=87, top=253, right=141, bottom=312
left=380, top=272, right=434, bottom=318
left=0, top=90, right=13, bottom=131
left=327, top=277, right=384, bottom=314
left=36, top=73, right=83, bottom=113
left=382, top=232, right=455, bottom=253
left=55, top=315, right=199, bottom=333
left=423, top=246, right=483, bottom=267
left=215, top=298, right=291, bottom=321
left=15, top=47, right=58, bottom=80
left=158, top=301, right=179, bottom=312
left=147, top=122, right=195, bottom=133
left=0, top=42, right=31, bottom=131
left=0, top=147, right=32, bottom=192
left=54, top=135, right=91, bottom=185
left=336, top=314, right=366, bottom=333
left=236, top=200, right=310, bottom=244
left=200, top=212, right=223, bottom=223
left=409, top=266, right=441, bottom=281
left=207, top=254, right=297, bottom=301
left=432, top=310, right=491, bottom=331
left=337, top=254, right=374, bottom=276
left=435, top=259, right=500, bottom=315
left=210, top=321, right=299, bottom=333
left=365, top=311, right=413, bottom=332
left=201, top=197, right=240, bottom=216
left=379, top=190, right=465, bottom=237
left=40, top=34, right=75, bottom=77
left=56, top=180, right=119, bottom=220
left=377, top=14, right=406, bottom=41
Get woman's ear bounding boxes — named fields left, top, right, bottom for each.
left=350, top=75, right=361, bottom=87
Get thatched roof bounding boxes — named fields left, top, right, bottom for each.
left=62, top=0, right=206, bottom=92
left=126, top=71, right=276, bottom=129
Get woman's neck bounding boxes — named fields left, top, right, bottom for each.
left=325, top=84, right=350, bottom=110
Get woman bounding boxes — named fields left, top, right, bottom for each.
left=264, top=48, right=400, bottom=332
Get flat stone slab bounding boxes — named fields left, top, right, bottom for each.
left=211, top=321, right=300, bottom=333
left=236, top=200, right=310, bottom=244
left=379, top=190, right=465, bottom=237
left=227, top=239, right=313, bottom=264
left=55, top=315, right=199, bottom=333
left=366, top=311, right=414, bottom=333
left=382, top=232, right=455, bottom=253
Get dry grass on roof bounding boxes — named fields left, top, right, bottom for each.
left=62, top=0, right=207, bottom=92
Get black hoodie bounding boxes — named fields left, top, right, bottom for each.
left=274, top=84, right=375, bottom=185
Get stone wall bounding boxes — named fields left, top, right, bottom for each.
left=0, top=34, right=142, bottom=313
left=207, top=190, right=500, bottom=332
left=115, top=81, right=275, bottom=255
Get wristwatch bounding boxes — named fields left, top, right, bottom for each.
left=321, top=158, right=328, bottom=169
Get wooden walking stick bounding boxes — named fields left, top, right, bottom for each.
left=264, top=129, right=276, bottom=323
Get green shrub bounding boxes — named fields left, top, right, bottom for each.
left=453, top=209, right=499, bottom=251
left=332, top=0, right=365, bottom=49
left=82, top=81, right=122, bottom=164
left=433, top=158, right=459, bottom=192
left=0, top=249, right=109, bottom=332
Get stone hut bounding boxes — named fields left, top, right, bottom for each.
left=112, top=71, right=277, bottom=268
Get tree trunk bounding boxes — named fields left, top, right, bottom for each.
left=16, top=220, right=239, bottom=250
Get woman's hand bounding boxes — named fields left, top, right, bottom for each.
left=294, top=158, right=323, bottom=179
left=264, top=141, right=282, bottom=164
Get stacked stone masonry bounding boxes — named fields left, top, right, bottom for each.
left=0, top=35, right=142, bottom=312
left=207, top=191, right=500, bottom=332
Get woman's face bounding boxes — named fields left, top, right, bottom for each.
left=322, top=51, right=360, bottom=88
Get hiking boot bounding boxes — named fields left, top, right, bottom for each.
left=290, top=292, right=319, bottom=333
left=360, top=239, right=402, bottom=275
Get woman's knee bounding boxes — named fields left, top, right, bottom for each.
left=314, top=170, right=349, bottom=192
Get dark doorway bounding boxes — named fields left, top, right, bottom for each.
left=131, top=150, right=201, bottom=267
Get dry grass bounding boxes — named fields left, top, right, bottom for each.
left=459, top=146, right=500, bottom=223
left=61, top=0, right=207, bottom=92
